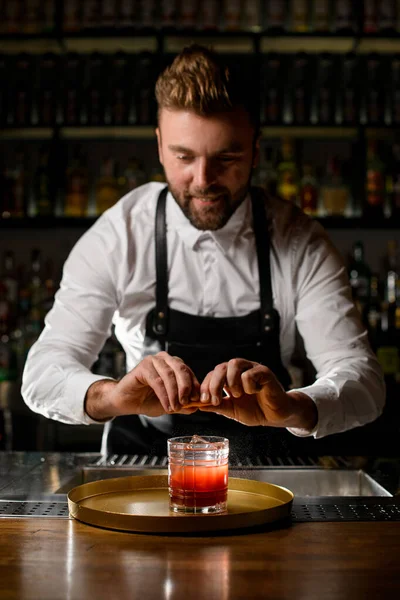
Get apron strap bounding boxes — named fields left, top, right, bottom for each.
left=153, top=185, right=169, bottom=336
left=153, top=186, right=275, bottom=335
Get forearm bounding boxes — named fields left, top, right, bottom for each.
left=84, top=379, right=119, bottom=422
left=286, top=390, right=318, bottom=432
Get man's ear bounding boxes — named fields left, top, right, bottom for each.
left=156, top=127, right=163, bottom=165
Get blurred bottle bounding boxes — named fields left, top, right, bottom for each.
left=284, top=52, right=310, bottom=124
left=64, top=146, right=89, bottom=217
left=179, top=1, right=198, bottom=29
left=63, top=53, right=84, bottom=126
left=83, top=0, right=102, bottom=28
left=348, top=241, right=372, bottom=315
left=361, top=54, right=386, bottom=126
left=265, top=0, right=287, bottom=31
left=1, top=149, right=26, bottom=218
left=257, top=147, right=277, bottom=195
left=1, top=251, right=18, bottom=333
left=101, top=0, right=118, bottom=27
left=300, top=163, right=319, bottom=216
left=363, top=274, right=383, bottom=351
left=261, top=53, right=283, bottom=125
left=63, top=0, right=82, bottom=32
left=276, top=138, right=299, bottom=204
left=140, top=1, right=157, bottom=28
left=41, top=0, right=55, bottom=32
left=311, top=53, right=336, bottom=125
left=109, top=51, right=130, bottom=125
left=223, top=0, right=242, bottom=31
left=2, top=0, right=22, bottom=34
left=378, top=0, right=397, bottom=31
left=389, top=56, right=400, bottom=126
left=365, top=139, right=385, bottom=219
left=333, top=0, right=355, bottom=32
left=320, top=156, right=351, bottom=216
left=23, top=0, right=41, bottom=34
left=337, top=53, right=359, bottom=125
left=13, top=53, right=33, bottom=127
left=243, top=0, right=261, bottom=31
left=118, top=0, right=134, bottom=27
left=121, top=158, right=146, bottom=195
left=312, top=0, right=331, bottom=32
left=0, top=54, right=9, bottom=127
left=84, top=53, right=107, bottom=126
left=36, top=52, right=59, bottom=126
left=160, top=0, right=177, bottom=28
left=95, top=157, right=120, bottom=214
left=364, top=0, right=378, bottom=33
left=135, top=52, right=156, bottom=125
left=199, top=0, right=220, bottom=30
left=33, top=147, right=53, bottom=216
left=388, top=141, right=400, bottom=219
left=291, top=0, right=310, bottom=32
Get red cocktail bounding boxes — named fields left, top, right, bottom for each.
left=167, top=436, right=229, bottom=514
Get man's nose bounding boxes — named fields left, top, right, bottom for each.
left=192, top=159, right=217, bottom=188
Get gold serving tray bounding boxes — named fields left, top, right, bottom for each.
left=68, top=475, right=294, bottom=534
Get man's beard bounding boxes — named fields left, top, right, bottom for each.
left=166, top=178, right=252, bottom=231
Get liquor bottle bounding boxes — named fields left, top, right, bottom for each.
left=140, top=1, right=157, bottom=28
left=0, top=164, right=13, bottom=219
left=28, top=249, right=46, bottom=320
left=361, top=54, right=386, bottom=126
left=109, top=52, right=130, bottom=125
left=160, top=0, right=177, bottom=28
left=23, top=0, right=40, bottom=33
left=1, top=251, right=18, bottom=333
left=223, top=0, right=242, bottom=31
left=101, top=0, right=118, bottom=27
left=388, top=141, right=400, bottom=219
left=365, top=139, right=385, bottom=219
left=41, top=0, right=55, bottom=33
left=284, top=53, right=310, bottom=124
left=299, top=163, right=319, bottom=216
left=265, top=0, right=287, bottom=31
left=0, top=54, right=9, bottom=127
left=320, top=156, right=351, bottom=216
left=95, top=157, right=120, bottom=214
left=33, top=147, right=53, bottom=216
left=84, top=53, right=107, bottom=126
left=12, top=53, right=33, bottom=127
left=0, top=328, right=18, bottom=384
left=121, top=158, right=147, bottom=195
left=180, top=1, right=198, bottom=29
left=389, top=56, right=400, bottom=126
left=364, top=0, right=378, bottom=33
left=312, top=0, right=331, bottom=32
left=63, top=53, right=83, bottom=126
left=261, top=53, right=283, bottom=125
left=64, top=146, right=89, bottom=217
left=276, top=138, right=299, bottom=204
left=1, top=1, right=22, bottom=33
left=378, top=0, right=396, bottom=31
left=134, top=52, right=156, bottom=125
left=118, top=0, right=134, bottom=27
left=257, top=146, right=278, bottom=195
left=83, top=0, right=101, bottom=28
left=337, top=53, right=359, bottom=125
left=63, top=0, right=81, bottom=32
left=311, top=53, right=336, bottom=125
left=243, top=0, right=261, bottom=31
left=36, top=53, right=59, bottom=126
left=291, top=0, right=310, bottom=32
left=5, top=149, right=26, bottom=218
left=333, top=0, right=355, bottom=32
left=199, top=0, right=220, bottom=30
left=363, top=274, right=382, bottom=351
left=348, top=241, right=372, bottom=315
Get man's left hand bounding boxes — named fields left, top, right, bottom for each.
left=196, top=359, right=318, bottom=431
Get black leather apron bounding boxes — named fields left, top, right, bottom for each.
left=106, top=186, right=297, bottom=459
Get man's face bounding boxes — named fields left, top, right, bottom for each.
left=156, top=108, right=259, bottom=230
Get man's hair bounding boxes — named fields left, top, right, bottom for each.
left=155, top=44, right=259, bottom=135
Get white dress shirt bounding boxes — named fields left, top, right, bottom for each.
left=21, top=182, right=385, bottom=438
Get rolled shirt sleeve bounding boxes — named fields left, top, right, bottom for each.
left=285, top=214, right=385, bottom=438
left=21, top=213, right=121, bottom=425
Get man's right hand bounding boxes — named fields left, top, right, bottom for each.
left=84, top=352, right=201, bottom=421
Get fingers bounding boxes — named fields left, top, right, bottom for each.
left=199, top=359, right=257, bottom=406
left=151, top=352, right=200, bottom=411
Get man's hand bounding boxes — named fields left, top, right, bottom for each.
left=196, top=358, right=318, bottom=431
left=85, top=352, right=200, bottom=421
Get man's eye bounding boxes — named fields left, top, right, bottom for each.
left=177, top=155, right=192, bottom=162
left=219, top=156, right=236, bottom=163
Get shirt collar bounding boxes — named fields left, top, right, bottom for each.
left=166, top=191, right=252, bottom=255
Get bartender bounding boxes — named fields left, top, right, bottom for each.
left=22, top=45, right=385, bottom=458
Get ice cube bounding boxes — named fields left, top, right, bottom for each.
left=186, top=435, right=218, bottom=450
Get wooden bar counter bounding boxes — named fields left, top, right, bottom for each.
left=1, top=518, right=399, bottom=599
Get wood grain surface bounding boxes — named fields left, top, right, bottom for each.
left=0, top=519, right=400, bottom=600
